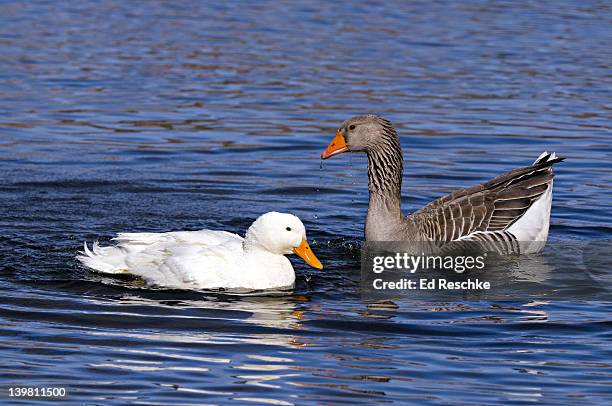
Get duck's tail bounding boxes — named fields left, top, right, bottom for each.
left=76, top=241, right=130, bottom=274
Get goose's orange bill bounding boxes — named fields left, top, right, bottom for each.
left=293, top=238, right=323, bottom=270
left=321, top=131, right=348, bottom=159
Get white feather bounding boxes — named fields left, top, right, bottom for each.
left=506, top=152, right=557, bottom=253
left=76, top=212, right=318, bottom=291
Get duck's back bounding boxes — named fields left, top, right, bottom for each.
left=78, top=229, right=245, bottom=288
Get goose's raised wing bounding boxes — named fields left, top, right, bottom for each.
left=408, top=153, right=564, bottom=242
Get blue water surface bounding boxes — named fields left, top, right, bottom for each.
left=1, top=1, right=611, bottom=404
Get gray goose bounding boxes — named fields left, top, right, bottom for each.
left=321, top=115, right=564, bottom=253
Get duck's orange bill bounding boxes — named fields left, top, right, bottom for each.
left=293, top=238, right=323, bottom=270
left=321, top=131, right=349, bottom=159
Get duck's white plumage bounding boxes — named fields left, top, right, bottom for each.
left=77, top=212, right=322, bottom=291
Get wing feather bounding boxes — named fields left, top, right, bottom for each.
left=409, top=155, right=564, bottom=241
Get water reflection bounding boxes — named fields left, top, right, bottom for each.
left=77, top=294, right=310, bottom=403
left=1, top=0, right=611, bottom=403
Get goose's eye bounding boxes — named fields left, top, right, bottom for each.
left=349, top=125, right=356, bottom=130
left=286, top=227, right=292, bottom=232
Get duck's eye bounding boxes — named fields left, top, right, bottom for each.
left=286, top=227, right=292, bottom=231
left=349, top=125, right=356, bottom=130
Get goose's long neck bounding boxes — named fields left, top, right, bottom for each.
left=365, top=129, right=404, bottom=239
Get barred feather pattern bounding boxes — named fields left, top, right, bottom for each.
left=367, top=118, right=403, bottom=196
left=358, top=115, right=563, bottom=249
left=455, top=231, right=521, bottom=254
left=408, top=154, right=563, bottom=243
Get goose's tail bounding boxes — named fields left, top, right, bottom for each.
left=532, top=151, right=564, bottom=166
left=506, top=151, right=564, bottom=252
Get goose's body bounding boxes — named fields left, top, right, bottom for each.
left=322, top=115, right=564, bottom=253
left=77, top=212, right=322, bottom=291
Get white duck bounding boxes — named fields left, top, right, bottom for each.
left=77, top=212, right=323, bottom=291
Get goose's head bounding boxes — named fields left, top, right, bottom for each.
left=321, top=114, right=398, bottom=159
left=244, top=212, right=323, bottom=270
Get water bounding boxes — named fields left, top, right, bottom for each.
left=1, top=1, right=611, bottom=404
